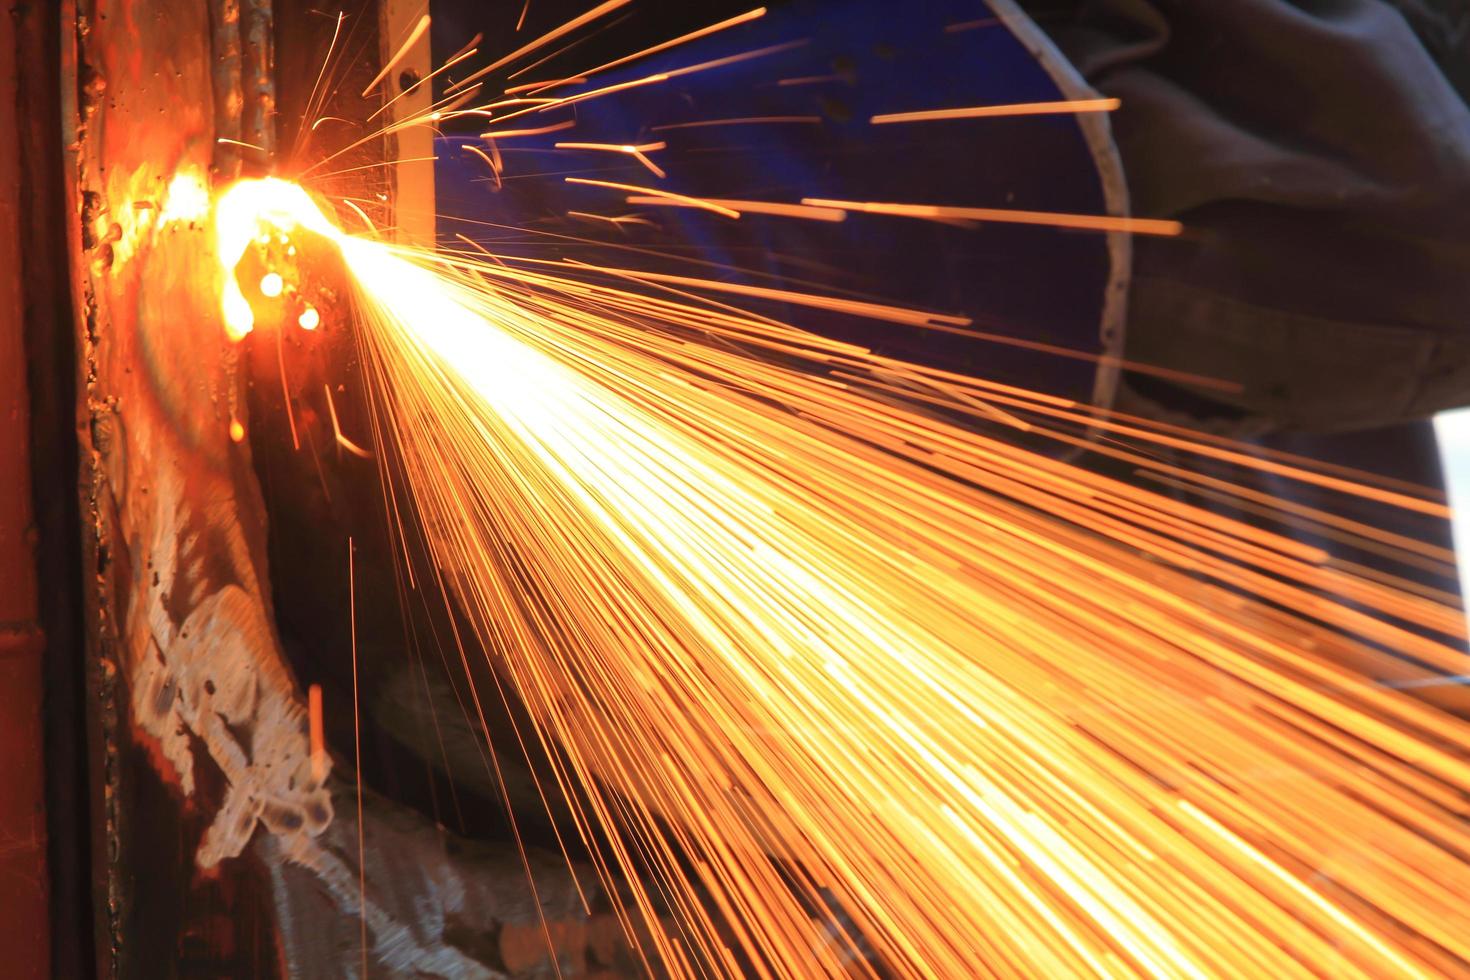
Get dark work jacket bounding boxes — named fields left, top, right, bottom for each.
left=1026, top=0, right=1470, bottom=432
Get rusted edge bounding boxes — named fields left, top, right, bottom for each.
left=14, top=0, right=90, bottom=970
left=0, top=42, right=47, bottom=980
left=63, top=0, right=275, bottom=972
left=60, top=0, right=124, bottom=975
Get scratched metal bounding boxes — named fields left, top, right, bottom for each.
left=63, top=0, right=643, bottom=974
left=65, top=0, right=330, bottom=973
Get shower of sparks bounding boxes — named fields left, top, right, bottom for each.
left=199, top=2, right=1470, bottom=973
left=214, top=174, right=1470, bottom=978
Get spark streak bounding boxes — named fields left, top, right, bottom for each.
left=651, top=115, right=822, bottom=132
left=543, top=7, right=768, bottom=88
left=871, top=98, right=1121, bottom=125
left=803, top=197, right=1185, bottom=236
left=362, top=14, right=432, bottom=97
left=446, top=0, right=633, bottom=94
left=566, top=177, right=741, bottom=218
left=556, top=141, right=668, bottom=178
left=624, top=194, right=844, bottom=222
left=624, top=195, right=845, bottom=222
left=479, top=119, right=577, bottom=140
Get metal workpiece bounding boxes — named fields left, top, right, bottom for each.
left=64, top=1, right=633, bottom=974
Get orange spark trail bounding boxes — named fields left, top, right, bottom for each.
left=447, top=0, right=633, bottom=94
left=625, top=195, right=847, bottom=222
left=914, top=320, right=1243, bottom=392
left=652, top=114, right=822, bottom=131
left=504, top=77, right=586, bottom=94
left=945, top=17, right=1001, bottom=33
left=803, top=197, right=1185, bottom=236
left=366, top=44, right=481, bottom=123
left=325, top=384, right=373, bottom=459
left=566, top=211, right=650, bottom=228
left=533, top=72, right=670, bottom=110
left=479, top=119, right=577, bottom=139
left=556, top=141, right=668, bottom=178
left=460, top=142, right=502, bottom=186
left=777, top=73, right=842, bottom=86
left=536, top=7, right=768, bottom=89
left=658, top=39, right=808, bottom=80
left=871, top=97, right=1121, bottom=124
left=308, top=684, right=326, bottom=783
left=567, top=177, right=742, bottom=219
left=549, top=257, right=972, bottom=325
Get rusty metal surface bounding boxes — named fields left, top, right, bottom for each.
left=13, top=0, right=93, bottom=972
left=0, top=628, right=48, bottom=980
left=0, top=2, right=51, bottom=975
left=62, top=0, right=645, bottom=973
left=65, top=0, right=323, bottom=972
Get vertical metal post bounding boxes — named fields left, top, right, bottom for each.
left=0, top=3, right=51, bottom=974
left=380, top=0, right=436, bottom=246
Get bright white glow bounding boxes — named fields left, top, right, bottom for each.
left=159, top=171, right=212, bottom=225
left=214, top=178, right=343, bottom=339
left=1434, top=407, right=1470, bottom=611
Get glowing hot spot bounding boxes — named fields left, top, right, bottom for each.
left=159, top=171, right=212, bottom=225
left=213, top=177, right=344, bottom=340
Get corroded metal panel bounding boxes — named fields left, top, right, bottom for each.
left=65, top=0, right=329, bottom=972
left=0, top=8, right=49, bottom=958
left=64, top=1, right=641, bottom=974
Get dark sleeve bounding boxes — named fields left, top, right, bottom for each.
left=1030, top=0, right=1470, bottom=432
